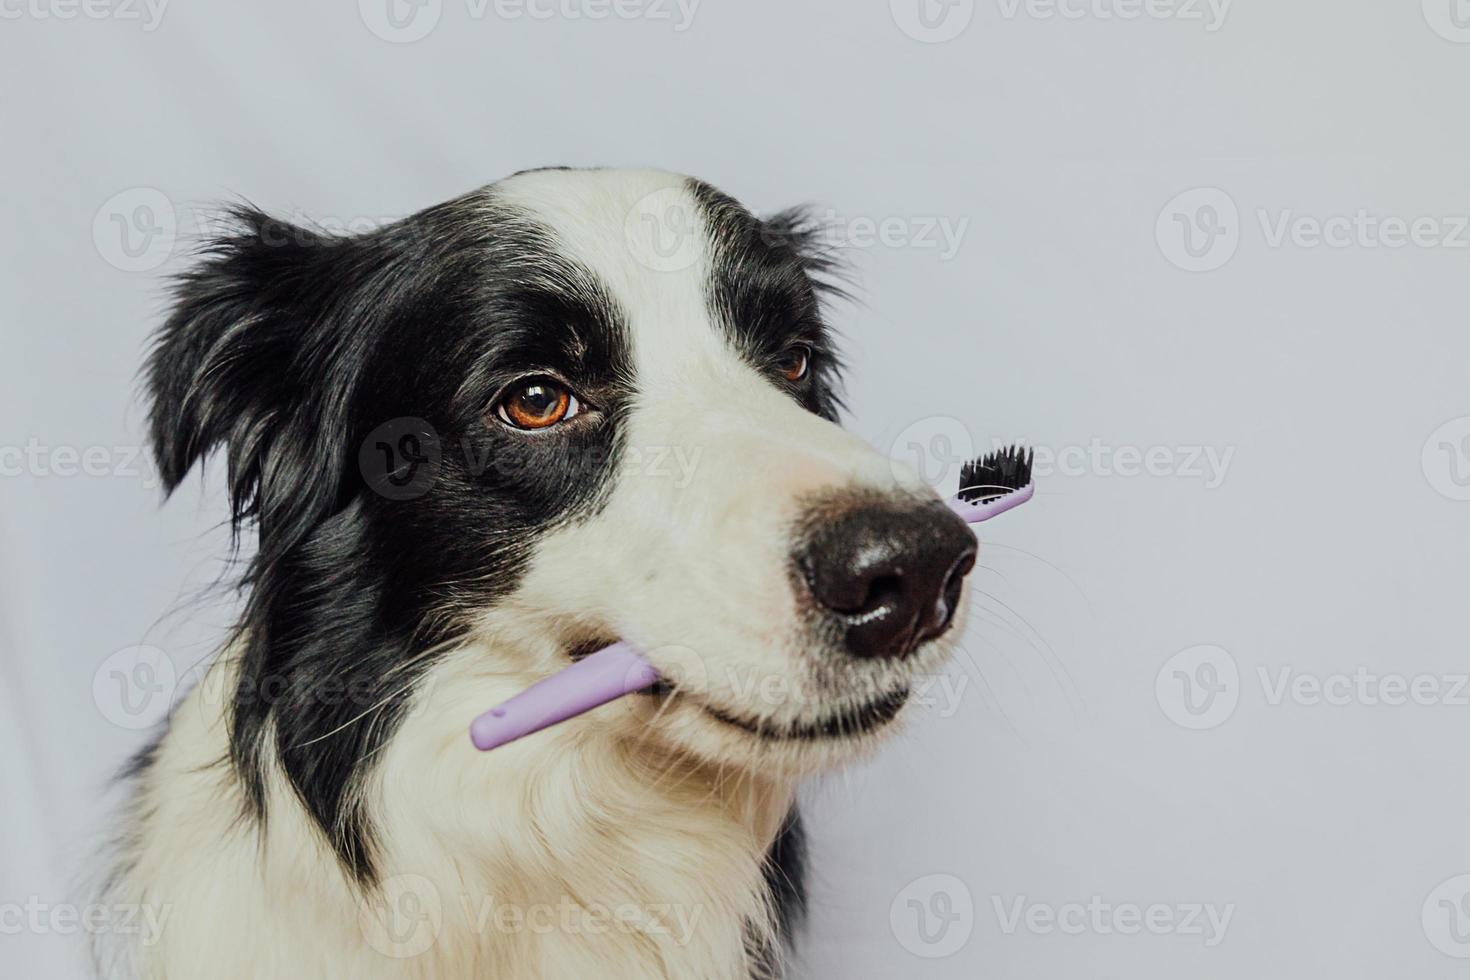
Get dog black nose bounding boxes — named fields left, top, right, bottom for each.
left=795, top=500, right=977, bottom=659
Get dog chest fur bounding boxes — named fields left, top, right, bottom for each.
left=108, top=644, right=795, bottom=980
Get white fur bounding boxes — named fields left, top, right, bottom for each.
left=107, top=170, right=960, bottom=979
left=491, top=171, right=947, bottom=766
left=108, top=642, right=791, bottom=980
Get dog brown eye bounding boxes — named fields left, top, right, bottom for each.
left=495, top=378, right=580, bottom=430
left=777, top=345, right=811, bottom=383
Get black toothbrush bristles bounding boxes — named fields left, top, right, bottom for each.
left=957, top=445, right=1034, bottom=505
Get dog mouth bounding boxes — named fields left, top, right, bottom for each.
left=646, top=681, right=911, bottom=741
left=569, top=638, right=911, bottom=741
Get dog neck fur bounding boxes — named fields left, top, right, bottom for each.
left=108, top=639, right=794, bottom=980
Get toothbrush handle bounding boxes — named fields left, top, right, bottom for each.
left=468, top=641, right=660, bottom=751
left=470, top=485, right=1033, bottom=752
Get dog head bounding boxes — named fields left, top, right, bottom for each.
left=149, top=168, right=975, bottom=870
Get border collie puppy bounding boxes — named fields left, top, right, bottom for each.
left=105, top=168, right=976, bottom=979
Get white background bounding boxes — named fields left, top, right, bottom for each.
left=4, top=1, right=1470, bottom=976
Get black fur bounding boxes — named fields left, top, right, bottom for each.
left=689, top=180, right=848, bottom=422
left=145, top=171, right=845, bottom=919
left=147, top=193, right=636, bottom=880
left=758, top=807, right=808, bottom=971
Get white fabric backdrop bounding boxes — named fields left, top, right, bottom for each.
left=4, top=2, right=1470, bottom=976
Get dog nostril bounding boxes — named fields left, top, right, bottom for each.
left=923, top=549, right=976, bottom=642
left=857, top=574, right=904, bottom=618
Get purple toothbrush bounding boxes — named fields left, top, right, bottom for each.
left=469, top=446, right=1035, bottom=752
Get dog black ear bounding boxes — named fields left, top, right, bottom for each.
left=146, top=206, right=361, bottom=552
left=762, top=206, right=855, bottom=304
